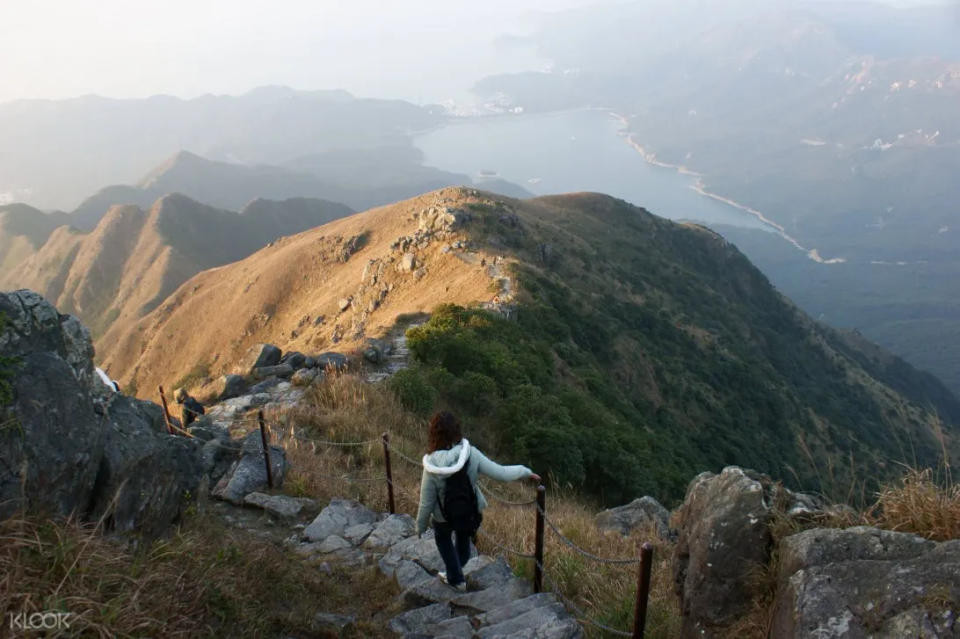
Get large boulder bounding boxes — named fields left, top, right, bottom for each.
left=235, top=343, right=281, bottom=374
left=210, top=374, right=248, bottom=401
left=303, top=498, right=377, bottom=542
left=672, top=466, right=821, bottom=639
left=87, top=395, right=205, bottom=535
left=771, top=527, right=959, bottom=638
left=0, top=290, right=205, bottom=536
left=596, top=496, right=671, bottom=539
left=212, top=431, right=288, bottom=504
left=315, top=352, right=348, bottom=372
left=0, top=291, right=104, bottom=519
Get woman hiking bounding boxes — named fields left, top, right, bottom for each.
left=415, top=411, right=541, bottom=591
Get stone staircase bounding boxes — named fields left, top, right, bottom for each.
left=289, top=498, right=584, bottom=638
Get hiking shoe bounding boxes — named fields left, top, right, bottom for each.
left=438, top=572, right=467, bottom=592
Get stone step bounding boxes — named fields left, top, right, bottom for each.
left=474, top=593, right=560, bottom=627
left=451, top=579, right=532, bottom=616
left=476, top=602, right=581, bottom=639
left=388, top=602, right=451, bottom=635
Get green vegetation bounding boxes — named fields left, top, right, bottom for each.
left=172, top=361, right=211, bottom=393
left=390, top=196, right=957, bottom=505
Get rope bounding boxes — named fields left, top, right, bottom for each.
left=478, top=482, right=537, bottom=507
left=475, top=527, right=535, bottom=559
left=538, top=504, right=642, bottom=566
left=295, top=435, right=380, bottom=447
left=382, top=439, right=425, bottom=468
left=537, top=561, right=633, bottom=637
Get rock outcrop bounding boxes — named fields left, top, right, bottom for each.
left=771, top=527, right=960, bottom=638
left=0, top=289, right=206, bottom=534
left=596, top=496, right=672, bottom=539
left=672, top=466, right=822, bottom=639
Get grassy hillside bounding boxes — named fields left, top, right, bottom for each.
left=101, top=187, right=958, bottom=504
left=0, top=204, right=70, bottom=274
left=1, top=194, right=352, bottom=339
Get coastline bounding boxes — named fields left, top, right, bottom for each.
left=609, top=111, right=846, bottom=265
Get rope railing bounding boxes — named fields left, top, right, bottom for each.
left=164, top=399, right=655, bottom=638
left=537, top=560, right=634, bottom=638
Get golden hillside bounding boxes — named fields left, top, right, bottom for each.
left=2, top=194, right=352, bottom=338
left=100, top=187, right=508, bottom=393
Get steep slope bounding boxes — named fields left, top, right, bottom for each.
left=71, top=149, right=531, bottom=231
left=2, top=194, right=353, bottom=337
left=100, top=187, right=959, bottom=502
left=0, top=204, right=70, bottom=274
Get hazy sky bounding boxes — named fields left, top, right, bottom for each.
left=0, top=0, right=599, bottom=105
left=0, top=0, right=952, bottom=105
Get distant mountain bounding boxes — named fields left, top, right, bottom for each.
left=99, top=187, right=959, bottom=502
left=0, top=87, right=444, bottom=210
left=473, top=0, right=960, bottom=396
left=1, top=194, right=352, bottom=337
left=0, top=204, right=70, bottom=274
left=69, top=149, right=532, bottom=231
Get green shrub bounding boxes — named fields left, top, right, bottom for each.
left=388, top=368, right=437, bottom=416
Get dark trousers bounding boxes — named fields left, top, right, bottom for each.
left=433, top=521, right=472, bottom=586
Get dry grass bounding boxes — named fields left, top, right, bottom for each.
left=0, top=510, right=398, bottom=638
left=278, top=373, right=682, bottom=638
left=869, top=467, right=960, bottom=541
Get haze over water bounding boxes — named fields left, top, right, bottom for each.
left=415, top=109, right=773, bottom=231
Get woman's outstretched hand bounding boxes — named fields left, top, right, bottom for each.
left=528, top=473, right=542, bottom=483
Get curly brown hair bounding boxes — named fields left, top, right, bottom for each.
left=427, top=411, right=463, bottom=453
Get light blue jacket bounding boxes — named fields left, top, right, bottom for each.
left=415, top=438, right=532, bottom=535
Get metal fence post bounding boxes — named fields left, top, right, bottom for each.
left=534, top=484, right=546, bottom=593
left=633, top=542, right=654, bottom=639
left=382, top=432, right=396, bottom=514
left=259, top=410, right=274, bottom=489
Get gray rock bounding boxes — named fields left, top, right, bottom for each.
left=303, top=356, right=317, bottom=368
left=253, top=363, right=294, bottom=379
left=476, top=602, right=580, bottom=639
left=248, top=378, right=285, bottom=394
left=89, top=395, right=205, bottom=536
left=673, top=466, right=814, bottom=638
left=235, top=343, right=281, bottom=374
left=475, top=593, right=560, bottom=627
left=243, top=492, right=315, bottom=521
left=0, top=291, right=104, bottom=519
left=777, top=526, right=936, bottom=583
left=279, top=351, right=306, bottom=370
left=452, top=580, right=531, bottom=615
left=771, top=533, right=960, bottom=638
left=388, top=603, right=451, bottom=635
left=316, top=535, right=352, bottom=553
left=201, top=437, right=241, bottom=485
left=380, top=534, right=447, bottom=575
left=211, top=432, right=288, bottom=504
left=313, top=612, right=355, bottom=635
left=403, top=579, right=463, bottom=607
left=402, top=252, right=417, bottom=271
left=363, top=338, right=391, bottom=364
left=303, top=498, right=377, bottom=542
left=466, top=556, right=515, bottom=591
left=291, top=367, right=320, bottom=386
left=596, top=496, right=671, bottom=538
left=211, top=374, right=248, bottom=401
left=315, top=352, right=348, bottom=372
left=395, top=559, right=433, bottom=589
left=343, top=522, right=374, bottom=545
left=338, top=297, right=352, bottom=312
left=364, top=513, right=416, bottom=549
left=427, top=616, right=474, bottom=637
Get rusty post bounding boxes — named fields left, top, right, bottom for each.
left=158, top=385, right=174, bottom=435
left=534, top=484, right=546, bottom=594
left=382, top=432, right=396, bottom=514
left=259, top=410, right=273, bottom=489
left=633, top=542, right=654, bottom=639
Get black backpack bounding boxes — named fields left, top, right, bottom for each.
left=440, top=464, right=482, bottom=535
